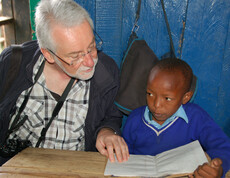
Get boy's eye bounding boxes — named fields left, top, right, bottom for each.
left=166, top=97, right=172, bottom=101
left=147, top=92, right=153, bottom=96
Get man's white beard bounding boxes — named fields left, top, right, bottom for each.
left=54, top=57, right=98, bottom=80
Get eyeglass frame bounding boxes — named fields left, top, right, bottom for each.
left=47, top=30, right=103, bottom=66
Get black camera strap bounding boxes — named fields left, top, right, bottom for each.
left=35, top=77, right=75, bottom=147
left=6, top=59, right=75, bottom=148
left=7, top=60, right=45, bottom=136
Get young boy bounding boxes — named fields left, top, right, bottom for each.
left=122, top=58, right=230, bottom=177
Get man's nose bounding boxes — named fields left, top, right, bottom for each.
left=82, top=53, right=95, bottom=67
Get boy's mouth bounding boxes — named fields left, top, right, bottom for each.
left=153, top=112, right=163, bottom=119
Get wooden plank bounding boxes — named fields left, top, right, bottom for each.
left=0, top=16, right=14, bottom=26
left=12, top=0, right=32, bottom=43
left=1, top=148, right=108, bottom=177
left=1, top=0, right=32, bottom=46
left=0, top=148, right=134, bottom=178
left=0, top=37, right=5, bottom=43
left=2, top=0, right=15, bottom=46
left=1, top=147, right=229, bottom=177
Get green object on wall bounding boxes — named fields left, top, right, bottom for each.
left=29, top=0, right=40, bottom=40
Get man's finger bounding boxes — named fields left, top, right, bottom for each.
left=96, top=140, right=108, bottom=157
left=118, top=138, right=129, bottom=162
left=107, top=144, right=116, bottom=162
left=113, top=141, right=123, bottom=163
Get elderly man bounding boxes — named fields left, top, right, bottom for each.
left=0, top=0, right=128, bottom=165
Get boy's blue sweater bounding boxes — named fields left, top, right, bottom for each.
left=122, top=103, right=230, bottom=176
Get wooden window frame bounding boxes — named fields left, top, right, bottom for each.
left=0, top=0, right=32, bottom=48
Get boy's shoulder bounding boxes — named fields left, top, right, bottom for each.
left=183, top=102, right=202, bottom=111
left=123, top=106, right=146, bottom=132
left=130, top=106, right=146, bottom=116
left=126, top=106, right=146, bottom=123
left=183, top=102, right=212, bottom=122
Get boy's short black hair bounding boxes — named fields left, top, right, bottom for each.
left=154, top=57, right=193, bottom=92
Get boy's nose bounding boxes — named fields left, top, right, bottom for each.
left=153, top=97, right=161, bottom=109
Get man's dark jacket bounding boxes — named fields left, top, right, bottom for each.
left=0, top=40, right=122, bottom=151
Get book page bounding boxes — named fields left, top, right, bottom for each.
left=104, top=140, right=208, bottom=177
left=156, top=140, right=208, bottom=176
left=104, top=154, right=157, bottom=177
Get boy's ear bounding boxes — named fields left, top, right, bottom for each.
left=182, top=91, right=193, bottom=104
left=40, top=48, right=55, bottom=63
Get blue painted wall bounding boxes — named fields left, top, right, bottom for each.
left=30, top=0, right=230, bottom=137
left=75, top=0, right=230, bottom=137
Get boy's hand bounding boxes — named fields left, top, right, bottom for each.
left=191, top=158, right=223, bottom=178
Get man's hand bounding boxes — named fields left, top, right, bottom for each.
left=191, top=158, right=223, bottom=178
left=96, top=128, right=129, bottom=163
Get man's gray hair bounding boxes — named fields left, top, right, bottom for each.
left=35, top=0, right=94, bottom=50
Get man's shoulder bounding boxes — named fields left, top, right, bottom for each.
left=91, top=51, right=120, bottom=93
left=0, top=40, right=40, bottom=62
left=97, top=51, right=119, bottom=71
left=93, top=51, right=119, bottom=83
left=21, top=40, right=39, bottom=51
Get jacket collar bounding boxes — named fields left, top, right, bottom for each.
left=90, top=52, right=116, bottom=95
left=25, top=41, right=42, bottom=83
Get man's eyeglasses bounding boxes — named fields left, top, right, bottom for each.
left=47, top=31, right=103, bottom=66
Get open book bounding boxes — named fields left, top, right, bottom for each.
left=104, top=140, right=208, bottom=177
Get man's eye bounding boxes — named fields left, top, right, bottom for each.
left=87, top=47, right=93, bottom=53
left=166, top=97, right=172, bottom=101
left=88, top=44, right=96, bottom=52
left=87, top=41, right=95, bottom=49
left=71, top=55, right=80, bottom=60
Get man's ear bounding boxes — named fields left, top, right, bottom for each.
left=40, top=48, right=55, bottom=63
left=182, top=91, right=193, bottom=104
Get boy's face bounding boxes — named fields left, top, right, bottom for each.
left=146, top=67, right=192, bottom=125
